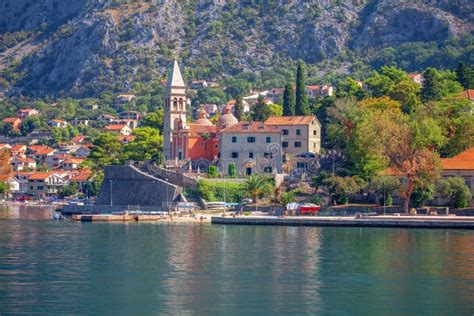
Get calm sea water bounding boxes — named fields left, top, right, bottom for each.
left=0, top=206, right=474, bottom=315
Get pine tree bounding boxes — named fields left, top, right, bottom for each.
left=421, top=67, right=442, bottom=102
left=283, top=84, right=295, bottom=116
left=456, top=62, right=473, bottom=90
left=295, top=61, right=309, bottom=115
left=234, top=96, right=243, bottom=121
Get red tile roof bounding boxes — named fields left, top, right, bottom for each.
left=11, top=144, right=26, bottom=152
left=221, top=121, right=279, bottom=133
left=71, top=170, right=92, bottom=181
left=0, top=174, right=13, bottom=181
left=442, top=148, right=474, bottom=170
left=265, top=116, right=316, bottom=125
left=105, top=124, right=128, bottom=131
left=188, top=124, right=218, bottom=138
left=28, top=172, right=54, bottom=180
left=12, top=157, right=36, bottom=163
left=3, top=117, right=21, bottom=123
left=463, top=89, right=474, bottom=101
left=63, top=158, right=85, bottom=164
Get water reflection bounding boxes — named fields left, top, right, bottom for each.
left=0, top=210, right=473, bottom=314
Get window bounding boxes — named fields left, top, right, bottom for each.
left=296, top=129, right=301, bottom=136
left=249, top=152, right=254, bottom=158
left=247, top=136, right=256, bottom=143
left=313, top=130, right=317, bottom=136
left=37, top=186, right=44, bottom=190
left=231, top=152, right=238, bottom=158
left=282, top=129, right=289, bottom=135
left=264, top=152, right=273, bottom=158
left=266, top=137, right=271, bottom=143
left=214, top=144, right=218, bottom=149
left=264, top=167, right=273, bottom=173
left=294, top=141, right=302, bottom=148
left=232, top=136, right=237, bottom=143
left=282, top=142, right=288, bottom=148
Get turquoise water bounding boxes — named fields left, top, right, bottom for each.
left=0, top=207, right=474, bottom=315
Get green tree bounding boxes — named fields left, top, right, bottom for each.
left=411, top=184, right=434, bottom=208
left=456, top=62, right=473, bottom=90
left=421, top=68, right=443, bottom=102
left=87, top=133, right=123, bottom=168
left=143, top=109, right=164, bottom=130
left=295, top=61, right=309, bottom=115
left=437, top=177, right=472, bottom=209
left=322, top=176, right=359, bottom=205
left=279, top=191, right=295, bottom=207
left=369, top=175, right=401, bottom=206
left=208, top=165, right=219, bottom=178
left=283, top=83, right=295, bottom=116
left=58, top=182, right=79, bottom=198
left=234, top=96, right=244, bottom=121
left=0, top=181, right=10, bottom=196
left=123, top=127, right=163, bottom=162
left=240, top=175, right=274, bottom=203
left=228, top=163, right=237, bottom=177
left=252, top=96, right=272, bottom=121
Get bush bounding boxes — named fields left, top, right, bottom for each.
left=197, top=179, right=242, bottom=203
left=322, top=176, right=359, bottom=205
left=208, top=165, right=219, bottom=178
left=437, top=177, right=472, bottom=209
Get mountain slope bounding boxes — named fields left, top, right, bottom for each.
left=0, top=0, right=472, bottom=98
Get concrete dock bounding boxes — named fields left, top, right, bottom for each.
left=72, top=214, right=165, bottom=222
left=211, top=215, right=474, bottom=229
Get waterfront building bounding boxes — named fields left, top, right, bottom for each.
left=265, top=115, right=321, bottom=156
left=220, top=121, right=282, bottom=176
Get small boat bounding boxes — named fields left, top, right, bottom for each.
left=53, top=213, right=65, bottom=220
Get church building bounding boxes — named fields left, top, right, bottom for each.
left=163, top=60, right=239, bottom=162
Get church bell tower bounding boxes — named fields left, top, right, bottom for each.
left=163, top=59, right=187, bottom=160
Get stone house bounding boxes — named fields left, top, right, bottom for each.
left=105, top=124, right=132, bottom=136
left=48, top=119, right=68, bottom=128
left=305, top=85, right=334, bottom=98
left=220, top=121, right=282, bottom=176
left=441, top=148, right=474, bottom=199
left=10, top=157, right=36, bottom=171
left=3, top=117, right=22, bottom=131
left=265, top=115, right=321, bottom=156
left=26, top=172, right=69, bottom=198
left=17, top=109, right=39, bottom=118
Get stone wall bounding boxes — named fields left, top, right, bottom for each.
left=95, top=165, right=181, bottom=206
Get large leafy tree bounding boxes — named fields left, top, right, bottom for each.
left=87, top=133, right=123, bottom=168
left=240, top=175, right=274, bottom=203
left=456, top=62, right=473, bottom=90
left=123, top=127, right=163, bottom=162
left=143, top=109, right=164, bottom=131
left=295, top=61, right=309, bottom=115
left=283, top=83, right=295, bottom=116
left=437, top=177, right=472, bottom=209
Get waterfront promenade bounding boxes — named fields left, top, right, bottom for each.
left=212, top=215, right=474, bottom=229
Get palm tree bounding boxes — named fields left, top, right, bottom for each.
left=240, top=175, right=274, bottom=203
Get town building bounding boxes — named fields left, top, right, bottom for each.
left=11, top=157, right=36, bottom=171
left=220, top=121, right=282, bottom=176
left=48, top=119, right=68, bottom=128
left=190, top=80, right=219, bottom=89
left=265, top=115, right=321, bottom=156
left=17, top=109, right=39, bottom=118
left=118, top=111, right=141, bottom=120
left=3, top=117, right=22, bottom=131
left=27, top=145, right=55, bottom=164
left=305, top=85, right=334, bottom=98
left=408, top=73, right=424, bottom=85
left=441, top=148, right=474, bottom=199
left=105, top=124, right=132, bottom=136
left=26, top=172, right=70, bottom=198
left=114, top=94, right=136, bottom=108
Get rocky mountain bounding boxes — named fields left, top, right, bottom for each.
left=0, top=0, right=472, bottom=98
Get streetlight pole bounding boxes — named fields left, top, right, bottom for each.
left=165, top=178, right=169, bottom=214
left=109, top=180, right=113, bottom=206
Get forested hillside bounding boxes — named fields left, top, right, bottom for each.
left=0, top=0, right=473, bottom=97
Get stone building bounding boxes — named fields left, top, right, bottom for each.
left=220, top=121, right=282, bottom=176
left=265, top=115, right=321, bottom=156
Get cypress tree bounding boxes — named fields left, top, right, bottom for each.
left=283, top=84, right=295, bottom=116
left=456, top=62, right=473, bottom=90
left=234, top=96, right=243, bottom=121
left=421, top=67, right=442, bottom=102
left=295, top=61, right=309, bottom=115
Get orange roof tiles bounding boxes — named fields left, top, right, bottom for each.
left=221, top=121, right=279, bottom=133
left=3, top=117, right=21, bottom=123
left=463, top=89, right=474, bottom=101
left=442, top=148, right=474, bottom=170
left=12, top=157, right=36, bottom=163
left=188, top=124, right=218, bottom=138
left=0, top=174, right=13, bottom=181
left=28, top=172, right=53, bottom=180
left=265, top=116, right=316, bottom=125
left=105, top=124, right=128, bottom=130
left=11, top=144, right=26, bottom=152
left=63, top=158, right=85, bottom=164
left=71, top=170, right=92, bottom=181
